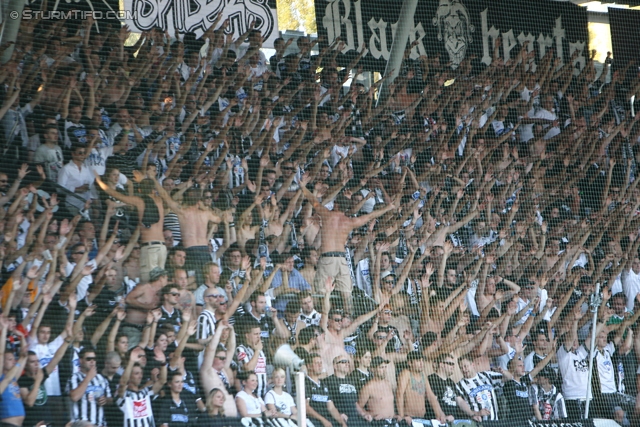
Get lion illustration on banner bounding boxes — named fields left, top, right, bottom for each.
left=432, top=0, right=474, bottom=69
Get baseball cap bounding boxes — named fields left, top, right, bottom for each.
left=370, top=356, right=389, bottom=368
left=149, top=267, right=168, bottom=282
left=381, top=271, right=396, bottom=280
left=538, top=367, right=556, bottom=382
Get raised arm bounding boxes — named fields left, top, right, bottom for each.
left=343, top=293, right=389, bottom=337
left=298, top=173, right=332, bottom=213
left=118, top=347, right=144, bottom=398
left=94, top=173, right=144, bottom=210
left=349, top=203, right=397, bottom=229
left=150, top=174, right=181, bottom=213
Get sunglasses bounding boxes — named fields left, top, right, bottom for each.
left=216, top=356, right=226, bottom=361
left=335, top=360, right=349, bottom=364
left=375, top=335, right=387, bottom=340
left=73, top=251, right=86, bottom=255
left=84, top=357, right=96, bottom=361
left=0, top=180, right=8, bottom=183
left=169, top=292, right=180, bottom=296
left=383, top=310, right=393, bottom=314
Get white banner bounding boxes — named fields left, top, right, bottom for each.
left=122, top=0, right=278, bottom=45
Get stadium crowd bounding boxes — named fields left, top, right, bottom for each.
left=0, top=10, right=638, bottom=427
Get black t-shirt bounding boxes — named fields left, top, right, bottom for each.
left=305, top=376, right=333, bottom=424
left=197, top=414, right=243, bottom=427
left=240, top=313, right=275, bottom=344
left=18, top=370, right=51, bottom=426
left=347, top=369, right=370, bottom=393
left=375, top=324, right=401, bottom=352
left=160, top=306, right=183, bottom=334
left=323, top=375, right=359, bottom=421
left=503, top=376, right=534, bottom=421
left=155, top=394, right=199, bottom=427
left=168, top=367, right=199, bottom=397
left=105, top=372, right=122, bottom=427
left=427, top=374, right=465, bottom=419
left=91, top=287, right=121, bottom=316
left=84, top=287, right=122, bottom=335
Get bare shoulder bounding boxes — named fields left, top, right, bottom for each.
left=208, top=208, right=222, bottom=222
left=398, top=369, right=410, bottom=381
left=360, top=381, right=374, bottom=393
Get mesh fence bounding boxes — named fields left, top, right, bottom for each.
left=0, top=0, right=636, bottom=426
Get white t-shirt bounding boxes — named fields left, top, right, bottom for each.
left=236, top=390, right=264, bottom=416
left=58, top=162, right=95, bottom=211
left=524, top=351, right=547, bottom=373
left=34, top=144, right=64, bottom=182
left=28, top=335, right=64, bottom=396
left=592, top=342, right=616, bottom=394
left=355, top=258, right=372, bottom=297
left=557, top=345, right=591, bottom=400
left=514, top=288, right=550, bottom=325
left=495, top=343, right=516, bottom=370
left=519, top=108, right=559, bottom=142
left=85, top=142, right=114, bottom=177
left=623, top=268, right=640, bottom=311
left=264, top=390, right=296, bottom=416
left=117, top=386, right=156, bottom=427
left=65, top=259, right=97, bottom=300
left=466, top=285, right=480, bottom=317
left=330, top=144, right=355, bottom=167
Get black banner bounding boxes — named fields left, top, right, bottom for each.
left=608, top=7, right=640, bottom=72
left=25, top=0, right=122, bottom=30
left=314, top=0, right=589, bottom=74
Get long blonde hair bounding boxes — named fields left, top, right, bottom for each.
left=207, top=388, right=225, bottom=416
left=271, top=368, right=286, bottom=389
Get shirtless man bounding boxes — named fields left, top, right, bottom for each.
left=95, top=175, right=165, bottom=283
left=152, top=178, right=222, bottom=285
left=171, top=268, right=196, bottom=314
left=357, top=356, right=398, bottom=421
left=122, top=267, right=168, bottom=348
left=396, top=351, right=445, bottom=425
left=200, top=323, right=238, bottom=417
left=300, top=175, right=395, bottom=313
left=320, top=279, right=388, bottom=375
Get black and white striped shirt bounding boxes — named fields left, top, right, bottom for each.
left=66, top=371, right=112, bottom=426
left=164, top=213, right=181, bottom=243
left=299, top=310, right=321, bottom=326
left=456, top=371, right=503, bottom=420
left=196, top=309, right=217, bottom=341
left=235, top=344, right=268, bottom=398
left=116, top=386, right=156, bottom=427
